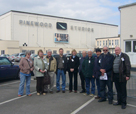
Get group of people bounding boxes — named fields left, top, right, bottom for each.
left=18, top=46, right=131, bottom=109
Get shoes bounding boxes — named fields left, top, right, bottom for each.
left=43, top=93, right=46, bottom=95
left=37, top=93, right=40, bottom=96
left=121, top=104, right=126, bottom=109
left=80, top=90, right=86, bottom=93
left=95, top=96, right=101, bottom=99
left=18, top=95, right=22, bottom=97
left=69, top=90, right=72, bottom=93
left=62, top=91, right=65, bottom=93
left=27, top=94, right=32, bottom=96
left=90, top=94, right=94, bottom=97
left=50, top=91, right=53, bottom=94
left=83, top=93, right=90, bottom=96
left=98, top=98, right=106, bottom=102
left=74, top=91, right=77, bottom=93
left=113, top=102, right=121, bottom=106
left=56, top=90, right=60, bottom=93
left=109, top=100, right=113, bottom=104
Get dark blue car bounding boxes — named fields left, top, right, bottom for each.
left=0, top=57, right=20, bottom=80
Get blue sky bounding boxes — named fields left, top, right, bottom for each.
left=0, top=0, right=135, bottom=33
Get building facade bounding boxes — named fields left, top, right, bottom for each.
left=0, top=10, right=118, bottom=55
left=95, top=37, right=120, bottom=53
left=119, top=2, right=136, bottom=67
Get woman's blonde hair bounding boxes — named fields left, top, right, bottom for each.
left=37, top=49, right=43, bottom=55
left=71, top=49, right=77, bottom=55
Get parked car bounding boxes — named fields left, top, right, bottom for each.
left=0, top=54, right=10, bottom=58
left=52, top=54, right=59, bottom=59
left=0, top=57, right=20, bottom=80
left=14, top=53, right=25, bottom=62
left=31, top=54, right=38, bottom=61
left=9, top=53, right=25, bottom=62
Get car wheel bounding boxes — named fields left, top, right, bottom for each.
left=16, top=71, right=20, bottom=79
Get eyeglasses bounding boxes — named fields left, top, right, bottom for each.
left=103, top=50, right=108, bottom=51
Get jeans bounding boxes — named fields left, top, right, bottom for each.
left=96, top=78, right=100, bottom=97
left=85, top=77, right=95, bottom=95
left=56, top=69, right=66, bottom=91
left=18, top=73, right=31, bottom=95
left=100, top=77, right=113, bottom=100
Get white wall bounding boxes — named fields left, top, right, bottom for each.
left=0, top=12, right=11, bottom=40
left=120, top=5, right=136, bottom=66
left=10, top=11, right=118, bottom=49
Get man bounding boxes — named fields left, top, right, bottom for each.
left=45, top=49, right=57, bottom=94
left=93, top=48, right=101, bottom=99
left=82, top=50, right=95, bottom=96
left=79, top=51, right=87, bottom=93
left=113, top=47, right=131, bottom=109
left=56, top=48, right=67, bottom=93
left=98, top=46, right=114, bottom=104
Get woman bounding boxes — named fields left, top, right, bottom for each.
left=68, top=49, right=79, bottom=93
left=18, top=50, right=34, bottom=97
left=34, top=50, right=48, bottom=95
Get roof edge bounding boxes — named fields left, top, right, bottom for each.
left=1, top=10, right=118, bottom=27
left=119, top=2, right=136, bottom=9
left=96, top=36, right=120, bottom=40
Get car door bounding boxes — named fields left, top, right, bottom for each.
left=0, top=57, right=11, bottom=79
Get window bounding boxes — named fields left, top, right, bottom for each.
left=115, top=40, right=118, bottom=45
left=100, top=41, right=101, bottom=46
left=125, top=41, right=131, bottom=52
left=112, top=40, right=114, bottom=45
left=0, top=58, right=11, bottom=65
left=133, top=41, right=136, bottom=52
left=53, top=50, right=57, bottom=54
left=103, top=40, right=105, bottom=46
left=66, top=51, right=70, bottom=54
left=106, top=40, right=107, bottom=46
left=1, top=50, right=5, bottom=55
left=109, top=40, right=111, bottom=45
left=30, top=50, right=35, bottom=54
left=22, top=50, right=26, bottom=53
left=97, top=41, right=99, bottom=46
left=79, top=51, right=81, bottom=53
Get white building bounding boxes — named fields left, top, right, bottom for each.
left=0, top=10, right=118, bottom=55
left=119, top=2, right=136, bottom=67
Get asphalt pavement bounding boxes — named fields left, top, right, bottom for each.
left=0, top=62, right=136, bottom=114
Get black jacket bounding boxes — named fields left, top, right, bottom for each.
left=93, top=56, right=101, bottom=79
left=100, top=52, right=114, bottom=77
left=68, top=55, right=79, bottom=73
left=56, top=55, right=67, bottom=74
left=112, top=53, right=131, bottom=82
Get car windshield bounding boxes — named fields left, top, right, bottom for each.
left=11, top=54, right=19, bottom=56
left=0, top=57, right=11, bottom=65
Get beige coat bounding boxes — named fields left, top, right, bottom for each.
left=34, top=56, right=48, bottom=77
left=46, top=56, right=57, bottom=73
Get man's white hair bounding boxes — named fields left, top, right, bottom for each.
left=103, top=46, right=109, bottom=50
left=47, top=49, right=52, bottom=53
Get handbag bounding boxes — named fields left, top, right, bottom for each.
left=26, top=59, right=34, bottom=76
left=43, top=71, right=50, bottom=85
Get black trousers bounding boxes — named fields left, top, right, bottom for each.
left=36, top=77, right=44, bottom=93
left=79, top=71, right=85, bottom=91
left=69, top=72, right=78, bottom=91
left=100, top=77, right=113, bottom=100
left=114, top=73, right=127, bottom=105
